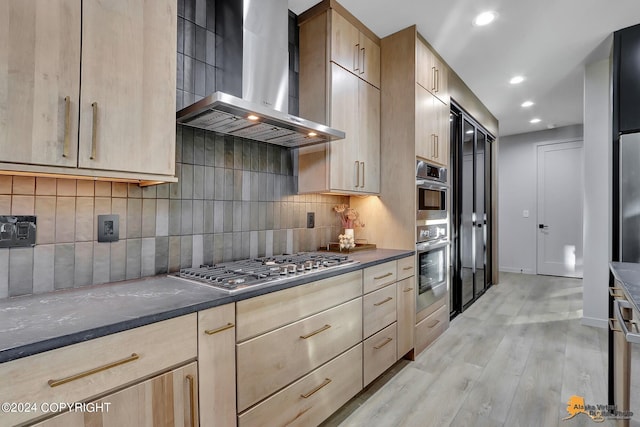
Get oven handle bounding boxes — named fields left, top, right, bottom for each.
left=416, top=180, right=448, bottom=190
left=416, top=240, right=450, bottom=252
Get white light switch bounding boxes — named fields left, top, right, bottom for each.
left=523, top=210, right=530, bottom=218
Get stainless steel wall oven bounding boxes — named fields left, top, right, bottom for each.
left=416, top=224, right=449, bottom=313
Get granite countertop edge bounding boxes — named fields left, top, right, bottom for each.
left=0, top=249, right=413, bottom=364
left=609, top=262, right=640, bottom=313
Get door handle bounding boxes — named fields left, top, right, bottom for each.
left=354, top=44, right=360, bottom=71
left=355, top=161, right=360, bottom=188
left=538, top=224, right=549, bottom=229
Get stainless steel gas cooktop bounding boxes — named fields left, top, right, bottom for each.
left=171, top=252, right=358, bottom=294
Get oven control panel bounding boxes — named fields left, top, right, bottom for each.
left=417, top=224, right=447, bottom=243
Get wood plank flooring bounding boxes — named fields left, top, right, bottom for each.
left=322, top=272, right=640, bottom=427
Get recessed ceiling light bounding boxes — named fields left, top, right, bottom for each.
left=521, top=101, right=534, bottom=108
left=510, top=76, right=525, bottom=85
left=530, top=118, right=541, bottom=124
left=247, top=114, right=259, bottom=121
left=308, top=132, right=317, bottom=137
left=473, top=11, right=497, bottom=26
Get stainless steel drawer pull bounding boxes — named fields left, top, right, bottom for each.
left=300, top=324, right=331, bottom=339
left=90, top=102, right=98, bottom=160
left=300, top=378, right=331, bottom=398
left=403, top=287, right=414, bottom=292
left=427, top=319, right=440, bottom=329
left=609, top=318, right=622, bottom=333
left=374, top=272, right=393, bottom=280
left=63, top=96, right=71, bottom=158
left=614, top=299, right=640, bottom=344
left=186, top=374, right=197, bottom=427
left=48, top=353, right=140, bottom=387
left=374, top=337, right=393, bottom=349
left=609, top=287, right=626, bottom=299
left=374, top=297, right=393, bottom=306
left=204, top=322, right=234, bottom=335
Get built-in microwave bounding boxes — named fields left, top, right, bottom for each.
left=416, top=160, right=447, bottom=222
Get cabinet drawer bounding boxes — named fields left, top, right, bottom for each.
left=397, top=255, right=415, bottom=280
left=363, top=283, right=397, bottom=338
left=238, top=344, right=363, bottom=427
left=415, top=304, right=449, bottom=356
left=236, top=270, right=362, bottom=342
left=363, top=322, right=397, bottom=386
left=363, top=261, right=397, bottom=294
left=237, top=298, right=362, bottom=412
left=0, top=314, right=197, bottom=426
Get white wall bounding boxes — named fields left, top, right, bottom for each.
left=582, top=57, right=612, bottom=328
left=498, top=125, right=584, bottom=274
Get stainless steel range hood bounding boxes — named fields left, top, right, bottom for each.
left=176, top=0, right=345, bottom=147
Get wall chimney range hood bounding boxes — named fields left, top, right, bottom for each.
left=176, top=0, right=345, bottom=147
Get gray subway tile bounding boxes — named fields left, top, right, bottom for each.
left=204, top=200, right=214, bottom=233
left=110, top=240, right=126, bottom=282
left=193, top=200, right=204, bottom=234
left=233, top=170, right=242, bottom=200
left=232, top=201, right=242, bottom=232
left=181, top=163, right=194, bottom=199
left=259, top=143, right=268, bottom=172
left=141, top=199, right=157, bottom=238
left=0, top=195, right=9, bottom=214
left=250, top=201, right=259, bottom=231
left=127, top=198, right=142, bottom=239
left=214, top=133, right=225, bottom=167
left=232, top=232, right=242, bottom=260
left=76, top=180, right=94, bottom=197
left=223, top=201, right=233, bottom=232
left=94, top=197, right=111, bottom=241
left=258, top=231, right=266, bottom=257
left=214, top=167, right=225, bottom=199
left=213, top=233, right=224, bottom=264
left=180, top=235, right=193, bottom=268
left=266, top=202, right=274, bottom=229
left=92, top=242, right=111, bottom=285
left=258, top=202, right=267, bottom=230
left=111, top=199, right=128, bottom=240
left=194, top=129, right=205, bottom=166
left=249, top=230, right=258, bottom=258
left=204, top=166, right=215, bottom=199
left=156, top=199, right=169, bottom=237
left=75, top=197, right=94, bottom=242
left=224, top=136, right=234, bottom=168
left=142, top=185, right=157, bottom=199
left=13, top=176, right=35, bottom=195
left=156, top=183, right=170, bottom=199
left=112, top=182, right=127, bottom=198
left=33, top=244, right=55, bottom=294
left=250, top=171, right=259, bottom=200
left=259, top=172, right=267, bottom=202
left=265, top=230, right=274, bottom=257
left=223, top=233, right=233, bottom=262
left=273, top=202, right=281, bottom=229
left=169, top=236, right=182, bottom=272
left=203, top=233, right=214, bottom=265
left=243, top=140, right=251, bottom=170
left=250, top=141, right=260, bottom=171
left=181, top=200, right=193, bottom=235
left=192, top=234, right=203, bottom=267
left=205, top=132, right=216, bottom=166
left=242, top=171, right=251, bottom=201
left=155, top=236, right=169, bottom=274
left=241, top=231, right=250, bottom=259
left=9, top=247, right=33, bottom=296
left=170, top=163, right=182, bottom=199
left=126, top=239, right=142, bottom=280
left=0, top=176, right=11, bottom=195
left=169, top=199, right=182, bottom=236
left=141, top=237, right=156, bottom=277
left=94, top=181, right=112, bottom=197
left=35, top=177, right=57, bottom=195
left=128, top=183, right=142, bottom=198
left=54, top=243, right=75, bottom=290
left=57, top=179, right=76, bottom=196
left=55, top=197, right=76, bottom=243
left=11, top=195, right=34, bottom=215
left=193, top=165, right=204, bottom=199
left=267, top=145, right=276, bottom=174
left=74, top=241, right=93, bottom=287
left=224, top=168, right=234, bottom=200
left=234, top=138, right=243, bottom=169
left=242, top=201, right=251, bottom=230
left=176, top=125, right=183, bottom=163
left=213, top=200, right=223, bottom=233
left=35, top=196, right=56, bottom=244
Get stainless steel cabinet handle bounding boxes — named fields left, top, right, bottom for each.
left=374, top=272, right=393, bottom=280
left=402, top=266, right=413, bottom=271
left=432, top=66, right=437, bottom=92
left=434, top=67, right=439, bottom=93
left=48, top=353, right=139, bottom=387
left=300, top=378, right=331, bottom=398
left=204, top=322, right=234, bottom=335
left=186, top=374, right=197, bottom=427
left=354, top=44, right=360, bottom=71
left=360, top=47, right=365, bottom=75
left=361, top=161, right=365, bottom=188
left=374, top=296, right=393, bottom=306
left=90, top=102, right=98, bottom=160
left=355, top=161, right=360, bottom=188
left=374, top=337, right=393, bottom=349
left=614, top=299, right=640, bottom=344
left=609, top=287, right=626, bottom=299
left=300, top=324, right=331, bottom=339
left=63, top=96, right=71, bottom=158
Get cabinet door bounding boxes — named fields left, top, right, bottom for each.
left=397, top=276, right=416, bottom=359
left=33, top=363, right=199, bottom=427
left=416, top=40, right=434, bottom=93
left=198, top=304, right=236, bottom=427
left=79, top=0, right=176, bottom=175
left=358, top=33, right=380, bottom=88
left=0, top=0, right=80, bottom=167
left=433, top=97, right=450, bottom=167
left=358, top=79, right=380, bottom=193
left=433, top=58, right=449, bottom=104
left=415, top=84, right=436, bottom=162
left=330, top=10, right=360, bottom=75
left=330, top=63, right=359, bottom=192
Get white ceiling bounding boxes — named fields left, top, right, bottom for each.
left=288, top=0, right=640, bottom=136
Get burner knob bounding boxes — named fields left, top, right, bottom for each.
left=279, top=265, right=289, bottom=275
left=304, top=260, right=314, bottom=270
left=288, top=264, right=297, bottom=274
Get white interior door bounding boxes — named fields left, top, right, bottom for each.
left=536, top=141, right=584, bottom=277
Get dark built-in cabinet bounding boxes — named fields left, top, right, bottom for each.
left=615, top=23, right=640, bottom=134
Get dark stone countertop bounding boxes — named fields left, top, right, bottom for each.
left=0, top=248, right=413, bottom=363
left=609, top=262, right=640, bottom=313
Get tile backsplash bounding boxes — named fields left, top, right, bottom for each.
left=0, top=126, right=347, bottom=298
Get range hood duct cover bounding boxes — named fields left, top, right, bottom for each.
left=176, top=0, right=345, bottom=147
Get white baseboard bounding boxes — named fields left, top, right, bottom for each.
left=581, top=316, right=607, bottom=329
left=499, top=267, right=536, bottom=275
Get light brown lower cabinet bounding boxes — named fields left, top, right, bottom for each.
left=415, top=302, right=449, bottom=356
left=396, top=277, right=416, bottom=359
left=198, top=304, right=236, bottom=427
left=363, top=322, right=397, bottom=386
left=31, top=362, right=199, bottom=427
left=238, top=344, right=363, bottom=427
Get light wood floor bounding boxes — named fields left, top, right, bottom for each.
left=322, top=272, right=640, bottom=427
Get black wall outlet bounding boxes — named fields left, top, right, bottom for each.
left=307, top=212, right=315, bottom=228
left=97, top=214, right=119, bottom=242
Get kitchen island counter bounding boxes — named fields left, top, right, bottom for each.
left=0, top=248, right=413, bottom=363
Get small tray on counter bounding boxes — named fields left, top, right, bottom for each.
left=319, top=242, right=377, bottom=253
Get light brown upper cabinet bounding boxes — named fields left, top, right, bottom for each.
left=416, top=39, right=449, bottom=105
left=330, top=11, right=380, bottom=88
left=298, top=1, right=381, bottom=195
left=0, top=0, right=176, bottom=184
left=416, top=84, right=449, bottom=166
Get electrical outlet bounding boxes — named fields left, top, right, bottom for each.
left=307, top=212, right=315, bottom=228
left=97, top=214, right=119, bottom=242
left=0, top=216, right=36, bottom=248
